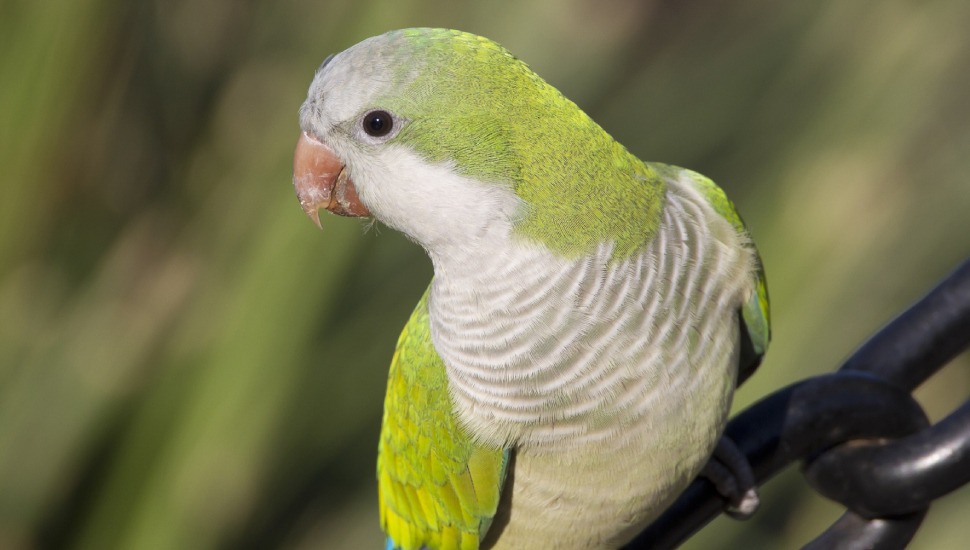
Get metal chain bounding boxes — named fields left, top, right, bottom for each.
left=625, top=258, right=970, bottom=550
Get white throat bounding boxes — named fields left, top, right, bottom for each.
left=351, top=146, right=524, bottom=254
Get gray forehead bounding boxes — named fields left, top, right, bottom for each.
left=302, top=32, right=420, bottom=129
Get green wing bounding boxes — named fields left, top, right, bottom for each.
left=669, top=166, right=771, bottom=384
left=379, top=288, right=509, bottom=550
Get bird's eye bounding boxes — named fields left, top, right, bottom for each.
left=362, top=110, right=394, bottom=137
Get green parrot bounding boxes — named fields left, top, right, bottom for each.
left=293, top=28, right=769, bottom=550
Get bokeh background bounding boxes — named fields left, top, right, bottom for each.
left=2, top=0, right=969, bottom=548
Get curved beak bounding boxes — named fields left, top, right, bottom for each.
left=293, top=132, right=371, bottom=228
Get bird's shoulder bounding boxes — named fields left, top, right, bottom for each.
left=379, top=287, right=509, bottom=550
left=652, top=163, right=771, bottom=382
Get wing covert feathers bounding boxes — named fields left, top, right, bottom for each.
left=379, top=290, right=508, bottom=550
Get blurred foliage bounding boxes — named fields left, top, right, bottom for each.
left=1, top=0, right=968, bottom=548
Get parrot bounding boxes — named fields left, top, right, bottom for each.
left=293, top=28, right=769, bottom=550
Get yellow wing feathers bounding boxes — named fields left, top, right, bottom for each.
left=378, top=290, right=508, bottom=550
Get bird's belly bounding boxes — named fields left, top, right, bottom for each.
left=484, top=329, right=738, bottom=550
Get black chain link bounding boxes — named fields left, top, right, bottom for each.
left=625, top=258, right=970, bottom=550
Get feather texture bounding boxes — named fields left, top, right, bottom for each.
left=422, top=166, right=757, bottom=547
left=379, top=291, right=509, bottom=550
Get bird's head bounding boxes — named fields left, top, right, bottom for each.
left=294, top=28, right=662, bottom=259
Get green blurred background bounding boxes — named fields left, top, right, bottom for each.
left=2, top=0, right=969, bottom=548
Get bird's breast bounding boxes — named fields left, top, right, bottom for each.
left=428, top=179, right=754, bottom=452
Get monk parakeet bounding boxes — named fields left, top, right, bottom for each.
left=294, top=28, right=769, bottom=550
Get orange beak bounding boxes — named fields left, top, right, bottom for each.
left=293, top=132, right=371, bottom=228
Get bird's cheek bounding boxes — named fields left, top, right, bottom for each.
left=293, top=131, right=371, bottom=228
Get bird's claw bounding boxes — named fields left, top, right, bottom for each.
left=701, top=435, right=760, bottom=520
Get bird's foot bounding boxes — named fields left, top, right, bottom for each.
left=701, top=436, right=759, bottom=519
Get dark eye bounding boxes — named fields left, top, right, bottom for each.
left=362, top=110, right=393, bottom=137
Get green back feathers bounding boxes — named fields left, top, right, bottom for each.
left=375, top=29, right=665, bottom=259
left=379, top=289, right=508, bottom=550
